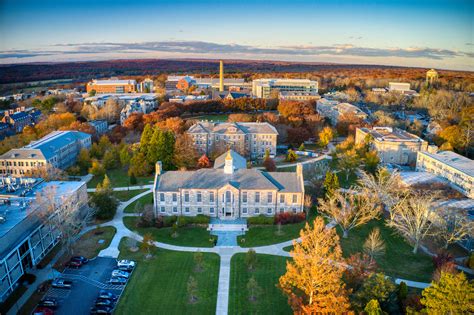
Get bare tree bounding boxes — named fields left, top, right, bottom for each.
left=434, top=208, right=474, bottom=249
left=363, top=228, right=385, bottom=261
left=357, top=168, right=404, bottom=212
left=318, top=191, right=380, bottom=238
left=387, top=193, right=435, bottom=254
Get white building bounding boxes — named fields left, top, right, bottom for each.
left=316, top=98, right=367, bottom=125
left=388, top=82, right=411, bottom=92
left=252, top=79, right=318, bottom=99
left=137, top=78, right=154, bottom=93
left=168, top=95, right=210, bottom=103
left=279, top=91, right=320, bottom=101
left=416, top=151, right=474, bottom=198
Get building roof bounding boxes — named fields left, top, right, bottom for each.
left=188, top=121, right=278, bottom=135
left=214, top=150, right=247, bottom=170
left=419, top=151, right=474, bottom=177
left=359, top=127, right=424, bottom=143
left=334, top=103, right=367, bottom=116
left=90, top=79, right=136, bottom=85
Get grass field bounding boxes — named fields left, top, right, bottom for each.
left=123, top=217, right=215, bottom=247
left=87, top=168, right=154, bottom=188
left=190, top=114, right=229, bottom=122
left=124, top=191, right=153, bottom=213
left=112, top=189, right=149, bottom=201
left=229, top=253, right=291, bottom=315
left=115, top=238, right=220, bottom=315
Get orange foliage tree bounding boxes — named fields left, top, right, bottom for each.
left=279, top=217, right=351, bottom=314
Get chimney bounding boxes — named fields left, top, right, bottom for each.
left=219, top=60, right=224, bottom=92
left=155, top=161, right=163, bottom=176
left=296, top=163, right=303, bottom=178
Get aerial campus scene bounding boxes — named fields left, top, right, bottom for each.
left=0, top=0, right=473, bottom=314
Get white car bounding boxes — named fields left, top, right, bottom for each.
left=112, top=269, right=130, bottom=279
left=117, top=259, right=136, bottom=271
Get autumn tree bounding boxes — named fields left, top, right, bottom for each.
left=174, top=133, right=199, bottom=169
left=352, top=273, right=396, bottom=311
left=420, top=272, right=474, bottom=314
left=30, top=165, right=66, bottom=181
left=286, top=149, right=298, bottom=162
left=364, top=299, right=383, bottom=315
left=363, top=228, right=386, bottom=261
left=323, top=171, right=340, bottom=198
left=193, top=250, right=204, bottom=272
left=263, top=155, right=276, bottom=172
left=77, top=148, right=91, bottom=174
left=387, top=193, right=435, bottom=254
left=344, top=253, right=378, bottom=291
left=336, top=149, right=360, bottom=181
left=279, top=217, right=351, bottom=313
left=434, top=208, right=474, bottom=249
left=319, top=126, right=335, bottom=147
left=89, top=159, right=105, bottom=177
left=197, top=154, right=211, bottom=168
left=140, top=233, right=154, bottom=258
left=364, top=150, right=380, bottom=174
left=318, top=191, right=379, bottom=238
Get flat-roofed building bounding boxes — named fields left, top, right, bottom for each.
left=86, top=78, right=137, bottom=94
left=279, top=91, right=320, bottom=101
left=416, top=151, right=474, bottom=198
left=317, top=99, right=367, bottom=125
left=252, top=78, right=318, bottom=99
left=0, top=178, right=88, bottom=302
left=187, top=121, right=278, bottom=160
left=355, top=127, right=428, bottom=165
left=153, top=150, right=304, bottom=219
left=388, top=82, right=411, bottom=92
left=166, top=76, right=250, bottom=91
left=0, top=131, right=92, bottom=177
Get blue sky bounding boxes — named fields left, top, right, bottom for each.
left=0, top=0, right=472, bottom=70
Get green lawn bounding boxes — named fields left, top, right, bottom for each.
left=337, top=220, right=434, bottom=282
left=191, top=114, right=229, bottom=122
left=112, top=189, right=149, bottom=201
left=124, top=191, right=154, bottom=213
left=123, top=217, right=215, bottom=247
left=229, top=253, right=291, bottom=315
left=87, top=168, right=154, bottom=188
left=115, top=238, right=220, bottom=315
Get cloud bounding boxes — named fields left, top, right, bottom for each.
left=1, top=41, right=472, bottom=61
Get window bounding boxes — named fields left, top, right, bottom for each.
left=210, top=207, right=214, bottom=214
left=160, top=206, right=165, bottom=213
left=267, top=208, right=272, bottom=214
left=184, top=192, right=189, bottom=202
left=185, top=207, right=190, bottom=213
left=267, top=192, right=272, bottom=203
left=242, top=192, right=247, bottom=203
left=280, top=194, right=285, bottom=203
left=255, top=192, right=260, bottom=203
left=197, top=192, right=202, bottom=202
left=172, top=193, right=177, bottom=202
left=255, top=208, right=260, bottom=214
left=292, top=194, right=297, bottom=203
left=197, top=207, right=202, bottom=213
left=172, top=207, right=178, bottom=213
left=209, top=192, right=214, bottom=203
left=226, top=191, right=231, bottom=203
left=279, top=208, right=284, bottom=213
left=242, top=208, right=248, bottom=214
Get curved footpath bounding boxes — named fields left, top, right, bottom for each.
left=94, top=187, right=430, bottom=315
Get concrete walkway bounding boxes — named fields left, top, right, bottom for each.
left=87, top=184, right=153, bottom=193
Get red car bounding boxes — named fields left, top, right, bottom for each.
left=33, top=306, right=54, bottom=315
left=67, top=260, right=82, bottom=269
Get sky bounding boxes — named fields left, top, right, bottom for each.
left=0, top=0, right=472, bottom=70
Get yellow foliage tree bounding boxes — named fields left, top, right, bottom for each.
left=279, top=217, right=351, bottom=314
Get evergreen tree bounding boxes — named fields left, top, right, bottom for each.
left=323, top=172, right=340, bottom=197
left=140, top=124, right=154, bottom=153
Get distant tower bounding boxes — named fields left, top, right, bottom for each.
left=426, top=69, right=438, bottom=86
left=219, top=60, right=224, bottom=92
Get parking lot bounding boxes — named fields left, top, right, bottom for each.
left=42, top=257, right=128, bottom=314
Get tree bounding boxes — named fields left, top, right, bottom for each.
left=119, top=146, right=131, bottom=168
left=197, top=154, right=211, bottom=168
left=194, top=250, right=204, bottom=272
left=77, top=148, right=91, bottom=174
left=245, top=249, right=257, bottom=271
left=263, top=156, right=276, bottom=172
left=30, top=165, right=66, bottom=181
left=140, top=233, right=153, bottom=258
left=90, top=191, right=118, bottom=220
left=89, top=159, right=105, bottom=177
left=387, top=193, right=435, bottom=254
left=129, top=173, right=137, bottom=185
left=247, top=277, right=262, bottom=302
left=364, top=299, right=383, bottom=315
left=174, top=133, right=199, bottom=169
left=434, top=208, right=474, bottom=249
left=364, top=151, right=380, bottom=174
left=323, top=171, right=340, bottom=198
left=318, top=190, right=380, bottom=238
left=357, top=168, right=403, bottom=212
left=129, top=151, right=152, bottom=176
left=337, top=149, right=360, bottom=181
left=103, top=149, right=119, bottom=170
left=319, top=126, right=335, bottom=147
left=353, top=273, right=396, bottom=311
left=286, top=149, right=298, bottom=162
left=279, top=217, right=351, bottom=313
left=187, top=276, right=198, bottom=303
left=363, top=228, right=386, bottom=261
left=298, top=143, right=305, bottom=151
left=344, top=253, right=378, bottom=291
left=420, top=272, right=474, bottom=314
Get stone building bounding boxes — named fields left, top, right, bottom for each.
left=187, top=121, right=278, bottom=160
left=355, top=127, right=428, bottom=165
left=153, top=150, right=304, bottom=219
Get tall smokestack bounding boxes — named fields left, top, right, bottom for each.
left=219, top=60, right=224, bottom=92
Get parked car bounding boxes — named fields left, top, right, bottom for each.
left=111, top=269, right=130, bottom=279
left=95, top=298, right=114, bottom=307
left=71, top=256, right=89, bottom=264
left=33, top=306, right=54, bottom=315
left=38, top=297, right=58, bottom=309
left=117, top=260, right=135, bottom=271
left=67, top=260, right=82, bottom=269
left=51, top=279, right=72, bottom=289
left=90, top=305, right=113, bottom=314
left=108, top=277, right=127, bottom=285
left=98, top=290, right=118, bottom=301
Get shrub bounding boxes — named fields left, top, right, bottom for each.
left=163, top=215, right=178, bottom=227
left=398, top=281, right=408, bottom=301
left=248, top=215, right=274, bottom=225
left=432, top=250, right=454, bottom=269
left=274, top=212, right=306, bottom=225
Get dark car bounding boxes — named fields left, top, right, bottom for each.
left=51, top=279, right=72, bottom=289
left=38, top=297, right=58, bottom=309
left=95, top=298, right=114, bottom=307
left=98, top=290, right=118, bottom=301
left=90, top=305, right=113, bottom=314
left=67, top=260, right=82, bottom=269
left=108, top=277, right=127, bottom=285
left=71, top=256, right=89, bottom=264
